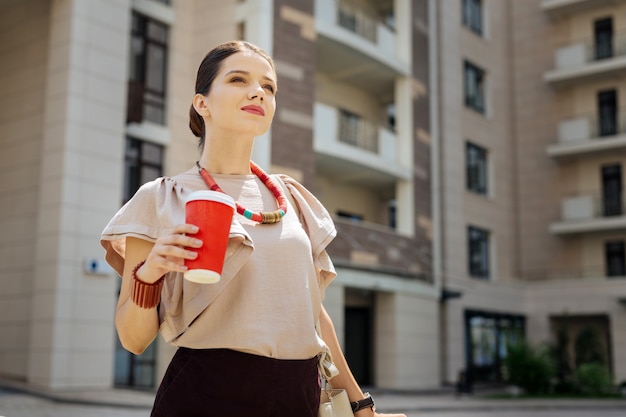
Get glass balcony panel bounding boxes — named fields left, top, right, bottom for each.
left=556, top=109, right=626, bottom=142
left=545, top=31, right=626, bottom=85
left=560, top=190, right=625, bottom=220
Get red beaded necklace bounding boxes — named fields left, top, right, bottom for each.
left=196, top=161, right=288, bottom=224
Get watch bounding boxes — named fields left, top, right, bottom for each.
left=350, top=392, right=375, bottom=413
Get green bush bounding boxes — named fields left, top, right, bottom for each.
left=504, top=342, right=555, bottom=395
left=575, top=363, right=613, bottom=395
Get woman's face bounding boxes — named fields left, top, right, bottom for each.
left=202, top=50, right=277, bottom=137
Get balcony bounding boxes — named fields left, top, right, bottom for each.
left=313, top=102, right=410, bottom=189
left=328, top=217, right=431, bottom=281
left=315, top=0, right=409, bottom=97
left=547, top=109, right=626, bottom=159
left=544, top=31, right=626, bottom=86
left=550, top=191, right=626, bottom=234
left=542, top=0, right=626, bottom=18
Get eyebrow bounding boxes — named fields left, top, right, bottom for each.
left=224, top=70, right=276, bottom=84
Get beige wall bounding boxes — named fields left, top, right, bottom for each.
left=315, top=74, right=386, bottom=124
left=28, top=0, right=130, bottom=388
left=376, top=292, right=439, bottom=389
left=316, top=176, right=386, bottom=222
left=439, top=0, right=516, bottom=284
left=0, top=0, right=50, bottom=380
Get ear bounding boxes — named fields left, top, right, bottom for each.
left=192, top=93, right=210, bottom=117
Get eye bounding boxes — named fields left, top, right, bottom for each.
left=230, top=76, right=245, bottom=83
left=263, top=84, right=275, bottom=93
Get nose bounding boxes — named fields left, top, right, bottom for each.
left=248, top=84, right=264, bottom=101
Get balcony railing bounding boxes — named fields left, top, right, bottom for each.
left=337, top=0, right=377, bottom=43
left=555, top=108, right=626, bottom=143
left=560, top=190, right=625, bottom=220
left=545, top=31, right=626, bottom=85
left=316, top=0, right=401, bottom=65
left=338, top=109, right=378, bottom=153
left=328, top=217, right=431, bottom=282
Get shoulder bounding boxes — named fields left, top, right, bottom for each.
left=275, top=174, right=336, bottom=245
left=132, top=167, right=199, bottom=206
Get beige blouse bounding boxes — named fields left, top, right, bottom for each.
left=101, top=167, right=336, bottom=360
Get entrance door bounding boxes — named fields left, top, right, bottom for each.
left=345, top=307, right=373, bottom=385
left=602, top=164, right=622, bottom=216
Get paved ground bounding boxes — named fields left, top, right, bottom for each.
left=0, top=382, right=625, bottom=417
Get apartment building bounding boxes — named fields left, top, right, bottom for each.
left=438, top=0, right=626, bottom=386
left=3, top=0, right=623, bottom=395
left=0, top=0, right=437, bottom=391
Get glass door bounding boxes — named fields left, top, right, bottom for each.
left=594, top=18, right=613, bottom=60
left=602, top=164, right=622, bottom=216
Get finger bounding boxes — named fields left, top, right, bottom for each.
left=173, top=223, right=200, bottom=235
left=155, top=244, right=199, bottom=260
left=159, top=234, right=203, bottom=249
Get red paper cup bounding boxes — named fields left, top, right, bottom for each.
left=184, top=190, right=235, bottom=284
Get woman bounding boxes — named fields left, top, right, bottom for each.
left=102, top=40, right=407, bottom=417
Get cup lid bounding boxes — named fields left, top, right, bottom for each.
left=185, top=190, right=235, bottom=208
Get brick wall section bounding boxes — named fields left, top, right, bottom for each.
left=328, top=219, right=432, bottom=282
left=271, top=0, right=316, bottom=188
left=412, top=0, right=433, bottom=274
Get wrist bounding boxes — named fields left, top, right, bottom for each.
left=134, top=260, right=162, bottom=284
left=351, top=392, right=375, bottom=415
left=130, top=260, right=164, bottom=309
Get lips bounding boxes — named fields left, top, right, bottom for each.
left=241, top=105, right=265, bottom=116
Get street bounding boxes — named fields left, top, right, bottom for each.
left=1, top=389, right=625, bottom=417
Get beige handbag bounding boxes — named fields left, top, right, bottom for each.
left=317, top=335, right=353, bottom=417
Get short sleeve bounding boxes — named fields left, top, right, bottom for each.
left=278, top=175, right=337, bottom=291
left=100, top=177, right=185, bottom=276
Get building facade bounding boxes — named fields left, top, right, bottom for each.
left=0, top=0, right=437, bottom=390
left=439, top=0, right=626, bottom=386
left=1, top=0, right=625, bottom=394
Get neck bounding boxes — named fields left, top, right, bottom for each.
left=199, top=133, right=254, bottom=175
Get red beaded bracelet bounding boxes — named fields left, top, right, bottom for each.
left=130, top=260, right=164, bottom=309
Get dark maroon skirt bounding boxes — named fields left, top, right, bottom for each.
left=150, top=348, right=321, bottom=417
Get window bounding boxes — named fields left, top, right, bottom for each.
left=465, top=310, right=525, bottom=383
left=127, top=12, right=169, bottom=125
left=337, top=210, right=364, bottom=222
left=462, top=0, right=483, bottom=36
left=468, top=226, right=489, bottom=279
left=606, top=241, right=626, bottom=277
left=594, top=17, right=613, bottom=60
left=597, top=89, right=618, bottom=137
left=464, top=61, right=485, bottom=114
left=601, top=164, right=622, bottom=217
left=387, top=199, right=396, bottom=229
left=466, top=142, right=488, bottom=195
left=123, top=137, right=164, bottom=203
left=385, top=103, right=396, bottom=131
left=115, top=137, right=164, bottom=390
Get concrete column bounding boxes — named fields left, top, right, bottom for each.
left=395, top=76, right=415, bottom=237
left=28, top=0, right=131, bottom=389
left=376, top=292, right=439, bottom=389
left=611, top=309, right=626, bottom=383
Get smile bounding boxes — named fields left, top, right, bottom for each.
left=241, top=105, right=265, bottom=116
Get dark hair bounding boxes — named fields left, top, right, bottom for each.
left=189, top=40, right=276, bottom=149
